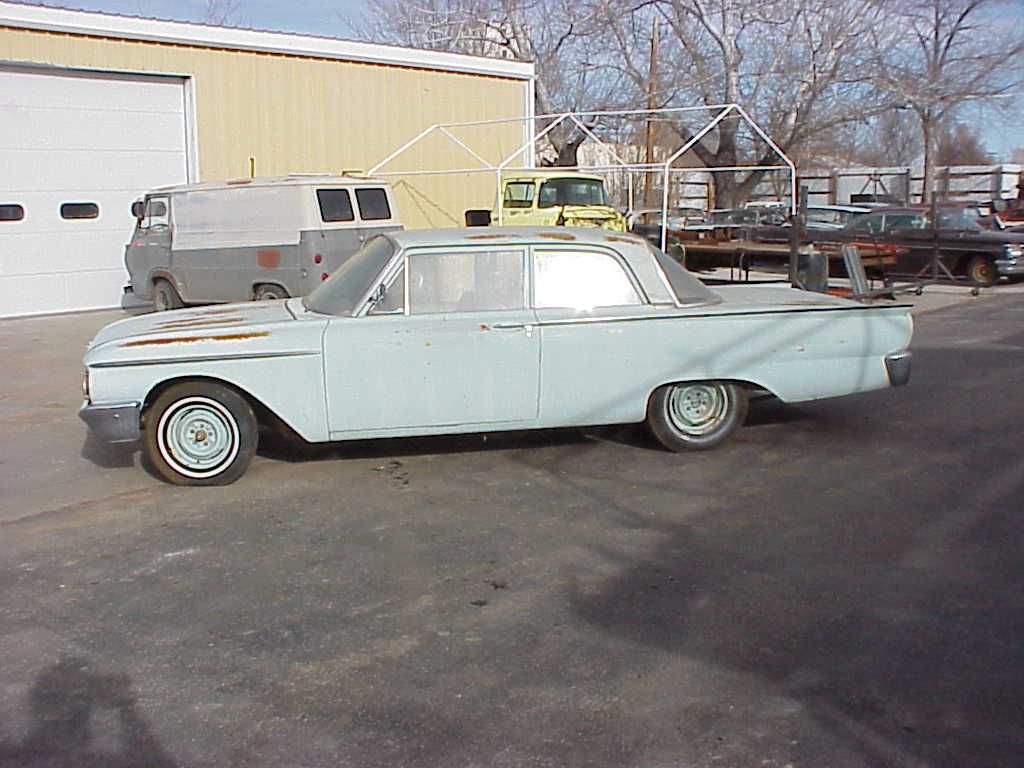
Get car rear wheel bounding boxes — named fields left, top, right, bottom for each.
left=254, top=284, right=288, bottom=301
left=647, top=381, right=748, bottom=451
left=966, top=255, right=998, bottom=287
left=153, top=279, right=183, bottom=311
left=144, top=382, right=258, bottom=485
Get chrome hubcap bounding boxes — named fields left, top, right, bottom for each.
left=666, top=383, right=728, bottom=436
left=157, top=396, right=239, bottom=478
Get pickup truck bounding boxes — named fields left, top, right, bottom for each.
left=465, top=170, right=627, bottom=232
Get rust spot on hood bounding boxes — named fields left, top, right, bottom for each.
left=466, top=233, right=513, bottom=240
left=604, top=234, right=640, bottom=244
left=537, top=231, right=576, bottom=241
left=156, top=316, right=247, bottom=329
left=121, top=331, right=270, bottom=348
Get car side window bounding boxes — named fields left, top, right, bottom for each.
left=884, top=214, right=923, bottom=231
left=408, top=249, right=525, bottom=314
left=850, top=216, right=880, bottom=235
left=503, top=182, right=534, bottom=209
left=534, top=249, right=643, bottom=309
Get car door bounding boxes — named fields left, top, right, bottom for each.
left=322, top=246, right=540, bottom=437
left=531, top=246, right=655, bottom=426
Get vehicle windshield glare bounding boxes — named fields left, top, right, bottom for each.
left=537, top=178, right=607, bottom=208
left=303, top=235, right=397, bottom=316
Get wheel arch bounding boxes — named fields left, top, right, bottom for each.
left=251, top=281, right=291, bottom=300
left=141, top=375, right=303, bottom=442
left=644, top=377, right=772, bottom=411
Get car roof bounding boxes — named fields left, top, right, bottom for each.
left=386, top=226, right=648, bottom=249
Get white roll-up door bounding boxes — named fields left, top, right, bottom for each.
left=0, top=66, right=190, bottom=317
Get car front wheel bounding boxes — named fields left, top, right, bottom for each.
left=144, top=382, right=258, bottom=485
left=647, top=381, right=748, bottom=451
left=966, top=255, right=998, bottom=287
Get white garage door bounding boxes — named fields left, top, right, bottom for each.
left=0, top=66, right=190, bottom=317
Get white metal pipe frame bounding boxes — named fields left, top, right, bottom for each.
left=368, top=105, right=797, bottom=252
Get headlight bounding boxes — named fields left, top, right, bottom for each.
left=82, top=370, right=90, bottom=401
left=1003, top=244, right=1023, bottom=258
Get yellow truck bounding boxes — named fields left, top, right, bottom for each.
left=466, top=170, right=627, bottom=232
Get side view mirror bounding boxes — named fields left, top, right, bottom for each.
left=465, top=209, right=492, bottom=227
left=131, top=200, right=145, bottom=219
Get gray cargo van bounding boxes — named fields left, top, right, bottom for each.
left=124, top=175, right=402, bottom=310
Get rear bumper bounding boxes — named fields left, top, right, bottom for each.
left=885, top=351, right=912, bottom=387
left=79, top=400, right=142, bottom=443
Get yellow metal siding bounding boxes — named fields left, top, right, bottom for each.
left=0, top=26, right=529, bottom=227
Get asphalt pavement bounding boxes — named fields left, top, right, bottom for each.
left=1, top=283, right=1022, bottom=767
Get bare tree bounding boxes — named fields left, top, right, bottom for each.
left=202, top=0, right=244, bottom=26
left=587, top=0, right=892, bottom=206
left=869, top=0, right=1024, bottom=201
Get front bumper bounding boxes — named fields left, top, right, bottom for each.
left=995, top=257, right=1024, bottom=275
left=884, top=351, right=912, bottom=387
left=78, top=400, right=142, bottom=443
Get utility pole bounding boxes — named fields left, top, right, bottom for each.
left=643, top=16, right=659, bottom=209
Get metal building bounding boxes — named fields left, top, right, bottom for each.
left=0, top=1, right=534, bottom=316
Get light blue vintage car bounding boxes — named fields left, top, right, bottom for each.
left=80, top=227, right=913, bottom=485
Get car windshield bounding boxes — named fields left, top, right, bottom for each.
left=649, top=245, right=721, bottom=306
left=303, top=235, right=397, bottom=316
left=537, top=178, right=607, bottom=208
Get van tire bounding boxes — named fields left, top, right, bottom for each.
left=254, top=284, right=288, bottom=301
left=153, top=279, right=183, bottom=311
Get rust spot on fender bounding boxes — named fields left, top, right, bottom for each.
left=257, top=249, right=281, bottom=268
left=479, top=324, right=489, bottom=331
left=467, top=233, right=513, bottom=240
left=537, top=231, right=576, bottom=241
left=121, top=331, right=269, bottom=348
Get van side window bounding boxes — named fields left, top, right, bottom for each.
left=356, top=188, right=391, bottom=221
left=317, top=189, right=355, bottom=222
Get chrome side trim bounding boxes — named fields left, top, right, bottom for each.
left=90, top=350, right=320, bottom=369
left=531, top=304, right=913, bottom=328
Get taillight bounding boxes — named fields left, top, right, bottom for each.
left=321, top=272, right=329, bottom=281
left=314, top=253, right=322, bottom=264
left=82, top=370, right=90, bottom=400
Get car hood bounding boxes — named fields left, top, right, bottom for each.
left=84, top=300, right=303, bottom=365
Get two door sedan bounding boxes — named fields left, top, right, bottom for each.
left=81, top=227, right=913, bottom=484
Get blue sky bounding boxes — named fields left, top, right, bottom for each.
left=21, top=0, right=1024, bottom=159
left=25, top=0, right=372, bottom=37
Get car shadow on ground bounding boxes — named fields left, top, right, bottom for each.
left=568, top=341, right=1024, bottom=767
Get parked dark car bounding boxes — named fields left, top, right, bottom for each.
left=826, top=205, right=1024, bottom=286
